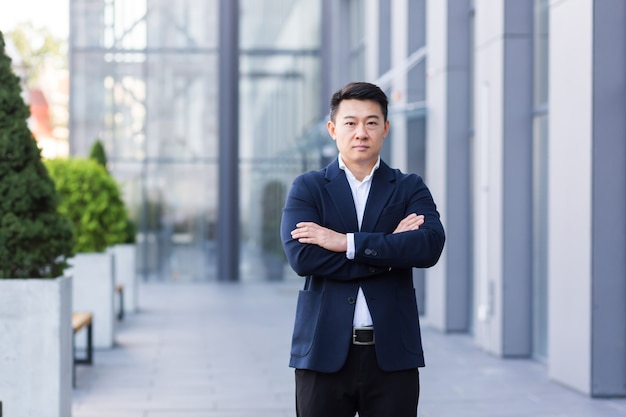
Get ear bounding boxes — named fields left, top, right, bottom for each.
left=327, top=120, right=337, bottom=140
left=384, top=119, right=390, bottom=137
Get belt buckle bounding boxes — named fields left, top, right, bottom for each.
left=352, top=326, right=375, bottom=345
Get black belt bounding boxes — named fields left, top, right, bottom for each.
left=352, top=327, right=375, bottom=345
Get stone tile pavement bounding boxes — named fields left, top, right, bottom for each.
left=72, top=281, right=626, bottom=417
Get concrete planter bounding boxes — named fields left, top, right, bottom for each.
left=69, top=252, right=115, bottom=349
left=113, top=244, right=138, bottom=313
left=0, top=276, right=72, bottom=417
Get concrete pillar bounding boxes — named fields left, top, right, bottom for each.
left=472, top=0, right=534, bottom=357
left=217, top=0, right=240, bottom=281
left=424, top=0, right=471, bottom=332
left=389, top=0, right=409, bottom=172
left=321, top=0, right=351, bottom=100
left=548, top=0, right=626, bottom=396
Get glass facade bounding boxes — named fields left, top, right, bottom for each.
left=70, top=0, right=322, bottom=281
left=405, top=0, right=427, bottom=175
left=348, top=0, right=366, bottom=81
left=239, top=0, right=322, bottom=280
left=71, top=0, right=219, bottom=282
left=406, top=0, right=428, bottom=315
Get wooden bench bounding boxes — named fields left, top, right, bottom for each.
left=72, top=312, right=93, bottom=388
left=115, top=283, right=124, bottom=320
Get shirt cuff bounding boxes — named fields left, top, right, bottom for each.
left=346, top=233, right=355, bottom=259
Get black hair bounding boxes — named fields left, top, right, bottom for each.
left=329, top=82, right=389, bottom=123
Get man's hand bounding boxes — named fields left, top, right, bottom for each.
left=393, top=213, right=424, bottom=234
left=291, top=222, right=347, bottom=253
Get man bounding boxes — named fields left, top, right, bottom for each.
left=280, top=81, right=445, bottom=417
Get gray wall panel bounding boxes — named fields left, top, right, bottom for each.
left=502, top=34, right=533, bottom=356
left=590, top=0, right=626, bottom=397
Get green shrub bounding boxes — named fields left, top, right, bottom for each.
left=88, top=138, right=137, bottom=244
left=0, top=31, right=74, bottom=278
left=123, top=217, right=137, bottom=244
left=45, top=158, right=128, bottom=253
left=89, top=139, right=107, bottom=171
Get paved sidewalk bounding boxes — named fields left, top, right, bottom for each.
left=72, top=281, right=626, bottom=417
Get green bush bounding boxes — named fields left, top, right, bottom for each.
left=89, top=139, right=108, bottom=172
left=0, top=31, right=74, bottom=279
left=45, top=158, right=128, bottom=253
left=88, top=138, right=136, bottom=244
left=123, top=217, right=137, bottom=244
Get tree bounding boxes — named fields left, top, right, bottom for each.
left=7, top=23, right=66, bottom=87
left=0, top=31, right=74, bottom=278
left=89, top=139, right=108, bottom=172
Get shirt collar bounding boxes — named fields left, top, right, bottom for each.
left=338, top=154, right=380, bottom=182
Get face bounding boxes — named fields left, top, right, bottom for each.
left=327, top=99, right=390, bottom=171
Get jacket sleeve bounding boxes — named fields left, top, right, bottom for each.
left=353, top=175, right=445, bottom=269
left=280, top=174, right=389, bottom=280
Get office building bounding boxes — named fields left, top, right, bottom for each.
left=69, top=0, right=625, bottom=397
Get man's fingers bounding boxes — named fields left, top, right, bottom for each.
left=296, top=221, right=316, bottom=228
left=393, top=214, right=425, bottom=233
left=292, top=222, right=323, bottom=241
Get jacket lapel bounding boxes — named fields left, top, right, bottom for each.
left=325, top=160, right=359, bottom=232
left=361, top=161, right=395, bottom=232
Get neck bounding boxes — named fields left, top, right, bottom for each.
left=344, top=160, right=376, bottom=182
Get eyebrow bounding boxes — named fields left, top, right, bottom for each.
left=342, top=115, right=381, bottom=120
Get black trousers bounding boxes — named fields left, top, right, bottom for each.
left=295, top=344, right=420, bottom=417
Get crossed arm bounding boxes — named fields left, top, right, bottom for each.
left=281, top=171, right=445, bottom=277
left=290, top=213, right=425, bottom=253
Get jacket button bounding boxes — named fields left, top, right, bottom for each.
left=348, top=297, right=356, bottom=304
left=364, top=248, right=372, bottom=255
left=368, top=267, right=377, bottom=273
left=370, top=250, right=377, bottom=256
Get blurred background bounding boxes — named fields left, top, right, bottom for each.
left=2, top=0, right=625, bottom=398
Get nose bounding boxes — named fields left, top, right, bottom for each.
left=355, top=123, right=368, bottom=139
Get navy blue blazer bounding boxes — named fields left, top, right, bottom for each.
left=281, top=158, right=445, bottom=373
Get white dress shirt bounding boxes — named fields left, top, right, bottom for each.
left=338, top=154, right=380, bottom=327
